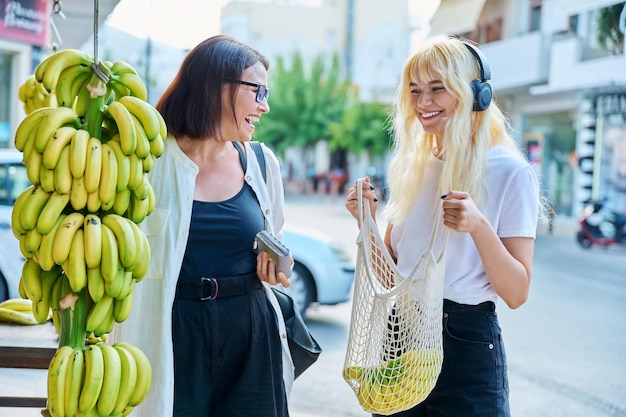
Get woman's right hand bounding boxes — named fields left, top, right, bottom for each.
left=345, top=177, right=379, bottom=223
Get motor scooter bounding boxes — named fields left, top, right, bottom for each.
left=576, top=198, right=626, bottom=248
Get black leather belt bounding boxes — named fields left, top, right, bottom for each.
left=175, top=272, right=261, bottom=300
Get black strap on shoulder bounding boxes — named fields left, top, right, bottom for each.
left=250, top=141, right=266, bottom=183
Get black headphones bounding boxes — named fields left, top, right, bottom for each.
left=462, top=42, right=492, bottom=111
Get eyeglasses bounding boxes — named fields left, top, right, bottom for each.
left=227, top=80, right=270, bottom=103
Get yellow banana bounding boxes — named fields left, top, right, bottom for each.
left=118, top=95, right=160, bottom=140
left=43, top=126, right=77, bottom=170
left=106, top=101, right=137, bottom=156
left=35, top=107, right=81, bottom=153
left=142, top=153, right=155, bottom=173
left=104, top=265, right=125, bottom=299
left=93, top=305, right=116, bottom=337
left=131, top=229, right=150, bottom=281
left=149, top=133, right=165, bottom=158
left=37, top=191, right=71, bottom=235
left=37, top=49, right=93, bottom=92
left=11, top=185, right=35, bottom=237
left=85, top=294, right=114, bottom=334
left=108, top=78, right=131, bottom=101
left=83, top=214, right=102, bottom=270
left=0, top=306, right=38, bottom=325
left=111, top=342, right=137, bottom=415
left=24, top=227, right=43, bottom=254
left=113, top=342, right=152, bottom=407
left=131, top=114, right=151, bottom=159
left=64, top=347, right=85, bottom=417
left=96, top=342, right=122, bottom=417
left=116, top=270, right=135, bottom=301
left=102, top=214, right=137, bottom=270
left=79, top=344, right=105, bottom=413
left=99, top=223, right=119, bottom=283
left=49, top=275, right=64, bottom=335
left=47, top=345, right=74, bottom=417
left=127, top=152, right=143, bottom=190
left=134, top=173, right=150, bottom=201
left=0, top=298, right=33, bottom=312
left=70, top=128, right=90, bottom=179
left=52, top=212, right=85, bottom=266
left=54, top=145, right=73, bottom=194
left=20, top=186, right=51, bottom=232
left=25, top=148, right=43, bottom=186
left=112, top=187, right=132, bottom=216
left=20, top=258, right=43, bottom=302
left=86, top=189, right=102, bottom=213
left=70, top=176, right=89, bottom=211
left=99, top=142, right=118, bottom=208
left=40, top=167, right=56, bottom=193
left=110, top=60, right=138, bottom=77
left=113, top=287, right=134, bottom=323
left=87, top=266, right=105, bottom=303
left=154, top=106, right=167, bottom=139
left=129, top=191, right=149, bottom=224
left=66, top=229, right=87, bottom=292
left=32, top=267, right=61, bottom=323
left=84, top=137, right=102, bottom=193
left=38, top=214, right=67, bottom=271
left=14, top=107, right=56, bottom=151
left=112, top=72, right=148, bottom=101
left=106, top=138, right=131, bottom=192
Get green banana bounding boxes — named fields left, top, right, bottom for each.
left=85, top=294, right=114, bottom=334
left=112, top=72, right=148, bottom=101
left=87, top=266, right=105, bottom=303
left=64, top=347, right=86, bottom=417
left=40, top=167, right=56, bottom=193
left=131, top=114, right=151, bottom=159
left=113, top=288, right=134, bottom=323
left=32, top=267, right=61, bottom=323
left=20, top=258, right=43, bottom=302
left=11, top=185, right=35, bottom=237
left=23, top=227, right=43, bottom=254
left=56, top=64, right=91, bottom=107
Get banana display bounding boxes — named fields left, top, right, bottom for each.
left=11, top=48, right=160, bottom=417
left=343, top=349, right=442, bottom=414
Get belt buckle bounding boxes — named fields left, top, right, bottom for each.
left=200, top=277, right=219, bottom=300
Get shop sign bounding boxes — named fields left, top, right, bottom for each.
left=0, top=0, right=51, bottom=46
left=595, top=93, right=626, bottom=115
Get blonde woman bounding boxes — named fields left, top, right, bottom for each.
left=346, top=37, right=545, bottom=416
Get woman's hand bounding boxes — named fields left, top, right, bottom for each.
left=440, top=191, right=487, bottom=233
left=256, top=251, right=291, bottom=287
left=345, top=177, right=379, bottom=223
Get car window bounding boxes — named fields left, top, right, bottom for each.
left=0, top=163, right=29, bottom=206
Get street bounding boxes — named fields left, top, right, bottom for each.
left=284, top=196, right=626, bottom=417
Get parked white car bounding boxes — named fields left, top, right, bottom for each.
left=0, top=148, right=29, bottom=301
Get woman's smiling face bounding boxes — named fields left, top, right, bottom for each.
left=410, top=72, right=458, bottom=137
left=221, top=61, right=270, bottom=142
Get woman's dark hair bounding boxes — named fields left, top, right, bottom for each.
left=156, top=35, right=269, bottom=140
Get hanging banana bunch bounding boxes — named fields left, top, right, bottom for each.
left=12, top=48, right=162, bottom=417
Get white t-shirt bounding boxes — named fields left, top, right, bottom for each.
left=390, top=146, right=540, bottom=305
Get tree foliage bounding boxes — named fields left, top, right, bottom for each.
left=597, top=2, right=625, bottom=54
left=329, top=101, right=393, bottom=156
left=257, top=51, right=353, bottom=153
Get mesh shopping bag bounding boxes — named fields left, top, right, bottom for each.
left=343, top=180, right=449, bottom=415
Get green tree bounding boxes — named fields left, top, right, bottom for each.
left=257, top=51, right=353, bottom=153
left=329, top=101, right=393, bottom=156
left=597, top=2, right=625, bottom=54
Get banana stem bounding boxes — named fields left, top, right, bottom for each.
left=83, top=61, right=112, bottom=140
left=58, top=286, right=87, bottom=350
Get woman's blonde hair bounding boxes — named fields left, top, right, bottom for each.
left=383, top=37, right=530, bottom=224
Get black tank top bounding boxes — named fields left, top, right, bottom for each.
left=178, top=143, right=264, bottom=281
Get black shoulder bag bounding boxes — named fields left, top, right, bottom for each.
left=249, top=141, right=322, bottom=379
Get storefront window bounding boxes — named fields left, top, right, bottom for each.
left=597, top=114, right=626, bottom=214
left=523, top=111, right=577, bottom=216
left=0, top=51, right=12, bottom=148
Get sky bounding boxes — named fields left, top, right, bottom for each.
left=107, top=0, right=439, bottom=50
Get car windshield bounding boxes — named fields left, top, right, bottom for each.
left=0, top=163, right=29, bottom=206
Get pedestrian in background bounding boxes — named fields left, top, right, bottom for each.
left=346, top=36, right=546, bottom=417
left=112, top=35, right=294, bottom=417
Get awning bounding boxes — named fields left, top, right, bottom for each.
left=552, top=0, right=623, bottom=16
left=428, top=0, right=487, bottom=37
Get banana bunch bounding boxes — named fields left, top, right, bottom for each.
left=46, top=341, right=152, bottom=417
left=18, top=75, right=58, bottom=114
left=345, top=349, right=442, bottom=414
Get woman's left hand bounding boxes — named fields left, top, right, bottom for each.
left=440, top=191, right=487, bottom=234
left=256, top=251, right=292, bottom=287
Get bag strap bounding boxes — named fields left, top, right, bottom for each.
left=250, top=141, right=267, bottom=183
